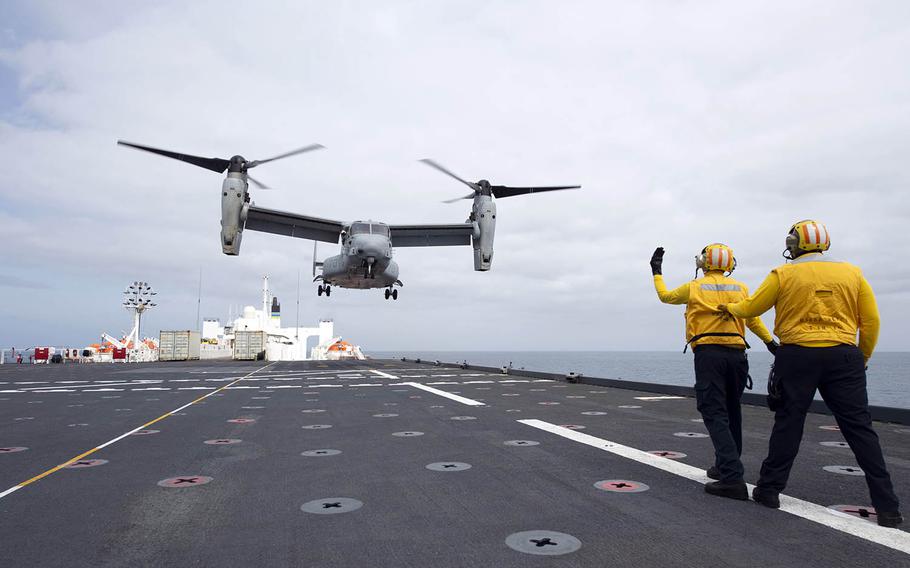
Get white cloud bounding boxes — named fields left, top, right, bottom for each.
left=1, top=0, right=909, bottom=352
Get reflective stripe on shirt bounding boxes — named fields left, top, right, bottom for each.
left=700, top=283, right=742, bottom=292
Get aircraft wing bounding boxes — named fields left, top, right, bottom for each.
left=388, top=223, right=474, bottom=247
left=245, top=206, right=343, bottom=244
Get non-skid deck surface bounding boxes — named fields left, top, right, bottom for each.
left=0, top=359, right=908, bottom=567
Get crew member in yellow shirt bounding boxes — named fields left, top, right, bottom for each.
left=651, top=243, right=777, bottom=501
left=719, top=220, right=901, bottom=528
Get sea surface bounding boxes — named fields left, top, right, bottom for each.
left=371, top=350, right=909, bottom=410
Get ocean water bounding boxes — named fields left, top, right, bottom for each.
left=371, top=350, right=910, bottom=410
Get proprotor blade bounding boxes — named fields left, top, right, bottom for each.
left=419, top=159, right=479, bottom=191
left=117, top=140, right=231, bottom=173
left=247, top=175, right=270, bottom=190
left=491, top=185, right=581, bottom=199
left=246, top=144, right=325, bottom=169
left=442, top=192, right=476, bottom=204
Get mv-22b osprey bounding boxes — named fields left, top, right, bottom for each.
left=118, top=141, right=580, bottom=300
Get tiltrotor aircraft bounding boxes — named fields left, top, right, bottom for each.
left=117, top=140, right=579, bottom=300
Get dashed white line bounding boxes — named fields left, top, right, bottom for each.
left=518, top=419, right=910, bottom=555
left=370, top=369, right=399, bottom=379
left=402, top=382, right=485, bottom=406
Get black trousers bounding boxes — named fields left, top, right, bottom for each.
left=693, top=345, right=749, bottom=482
left=758, top=344, right=900, bottom=512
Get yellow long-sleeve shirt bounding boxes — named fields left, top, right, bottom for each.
left=725, top=254, right=880, bottom=360
left=654, top=273, right=773, bottom=346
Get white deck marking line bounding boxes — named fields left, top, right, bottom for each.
left=17, top=380, right=163, bottom=391
left=518, top=419, right=910, bottom=555
left=635, top=395, right=686, bottom=401
left=370, top=369, right=399, bottom=379
left=0, top=362, right=275, bottom=501
left=402, top=382, right=486, bottom=406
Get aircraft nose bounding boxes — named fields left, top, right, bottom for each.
left=355, top=235, right=390, bottom=258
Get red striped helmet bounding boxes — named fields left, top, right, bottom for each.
left=786, top=220, right=830, bottom=257
left=696, top=243, right=736, bottom=273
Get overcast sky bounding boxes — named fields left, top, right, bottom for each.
left=1, top=1, right=908, bottom=353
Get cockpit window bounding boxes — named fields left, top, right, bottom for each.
left=371, top=224, right=389, bottom=237
left=350, top=222, right=370, bottom=235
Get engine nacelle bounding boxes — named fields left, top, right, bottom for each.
left=221, top=173, right=248, bottom=256
left=471, top=194, right=496, bottom=271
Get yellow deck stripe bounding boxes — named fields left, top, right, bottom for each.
left=2, top=363, right=274, bottom=497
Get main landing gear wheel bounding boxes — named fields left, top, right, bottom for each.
left=384, top=289, right=391, bottom=300
left=317, top=285, right=324, bottom=296
left=318, top=285, right=331, bottom=297
left=385, top=288, right=398, bottom=300
left=325, top=285, right=331, bottom=297
left=392, top=289, right=398, bottom=300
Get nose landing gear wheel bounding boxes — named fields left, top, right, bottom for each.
left=392, top=289, right=398, bottom=300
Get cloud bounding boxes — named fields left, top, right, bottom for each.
left=1, top=0, right=909, bottom=351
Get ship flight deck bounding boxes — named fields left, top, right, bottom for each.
left=0, top=359, right=908, bottom=567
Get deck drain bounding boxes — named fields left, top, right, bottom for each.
left=242, top=406, right=265, bottom=409
left=205, top=439, right=242, bottom=445
left=66, top=458, right=108, bottom=468
left=384, top=403, right=399, bottom=406
left=392, top=431, right=424, bottom=437
left=158, top=476, right=213, bottom=488
left=529, top=389, right=547, bottom=392
left=301, top=498, right=363, bottom=514
left=506, top=409, right=522, bottom=413
left=302, top=424, right=333, bottom=430
left=430, top=405, right=445, bottom=409
left=566, top=396, right=587, bottom=399
left=101, top=396, right=121, bottom=399
left=674, top=432, right=709, bottom=438
left=559, top=424, right=586, bottom=430
left=251, top=397, right=270, bottom=400
left=227, top=418, right=256, bottom=424
left=618, top=405, right=642, bottom=409
left=132, top=429, right=159, bottom=436
left=450, top=416, right=477, bottom=421
left=538, top=402, right=560, bottom=406
left=581, top=411, right=607, bottom=416
left=68, top=423, right=89, bottom=427
left=505, top=531, right=581, bottom=556
left=373, top=413, right=399, bottom=418
left=0, top=447, right=28, bottom=453
left=67, top=404, right=84, bottom=408
left=301, top=409, right=326, bottom=414
left=305, top=399, right=319, bottom=402
left=502, top=393, right=520, bottom=397
left=820, top=441, right=849, bottom=448
left=823, top=465, right=864, bottom=476
left=649, top=451, right=687, bottom=459
left=819, top=425, right=840, bottom=431
left=426, top=462, right=472, bottom=471
left=828, top=504, right=878, bottom=521
left=14, top=417, right=35, bottom=421
left=504, top=440, right=539, bottom=447
left=594, top=480, right=650, bottom=493
left=301, top=449, right=342, bottom=456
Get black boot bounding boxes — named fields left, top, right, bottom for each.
left=705, top=480, right=748, bottom=500
left=706, top=466, right=721, bottom=480
left=877, top=511, right=903, bottom=528
left=752, top=486, right=780, bottom=509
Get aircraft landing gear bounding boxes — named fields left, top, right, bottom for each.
left=318, top=285, right=323, bottom=296
left=384, top=288, right=398, bottom=300
left=318, top=285, right=331, bottom=297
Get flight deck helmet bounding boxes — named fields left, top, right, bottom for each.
left=784, top=220, right=830, bottom=259
left=696, top=243, right=736, bottom=274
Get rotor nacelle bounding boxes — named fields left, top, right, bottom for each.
left=471, top=193, right=496, bottom=271
left=221, top=173, right=249, bottom=255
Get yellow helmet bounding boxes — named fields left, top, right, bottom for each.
left=785, top=219, right=830, bottom=258
left=696, top=243, right=736, bottom=273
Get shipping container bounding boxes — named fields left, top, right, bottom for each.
left=234, top=330, right=267, bottom=360
left=112, top=348, right=127, bottom=361
left=159, top=331, right=201, bottom=361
